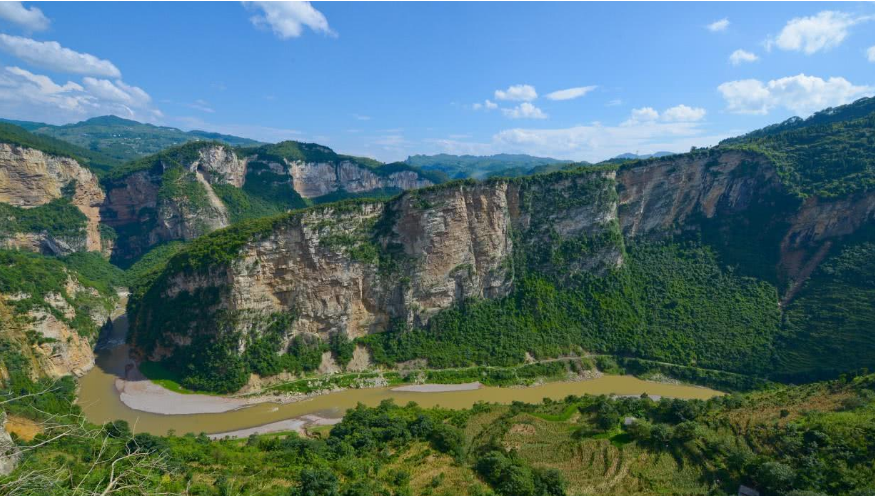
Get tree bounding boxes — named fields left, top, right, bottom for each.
left=293, top=467, right=340, bottom=496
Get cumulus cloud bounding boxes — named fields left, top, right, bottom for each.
left=868, top=46, right=875, bottom=63
left=622, top=107, right=659, bottom=125
left=0, top=2, right=49, bottom=31
left=0, top=65, right=161, bottom=124
left=545, top=86, right=597, bottom=101
left=662, top=104, right=706, bottom=122
left=0, top=34, right=121, bottom=77
left=772, top=11, right=872, bottom=54
left=494, top=84, right=537, bottom=102
left=718, top=73, right=873, bottom=116
left=502, top=102, right=547, bottom=119
left=621, top=105, right=705, bottom=126
left=729, top=49, right=759, bottom=65
left=707, top=18, right=730, bottom=32
left=472, top=99, right=498, bottom=111
left=245, top=1, right=334, bottom=39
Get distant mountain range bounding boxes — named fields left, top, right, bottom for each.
left=0, top=115, right=261, bottom=163
left=406, top=153, right=575, bottom=179
left=610, top=151, right=675, bottom=161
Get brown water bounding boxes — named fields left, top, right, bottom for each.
left=78, top=311, right=721, bottom=436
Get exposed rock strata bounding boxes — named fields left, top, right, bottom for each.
left=289, top=161, right=432, bottom=198
left=0, top=143, right=105, bottom=254
left=133, top=171, right=621, bottom=357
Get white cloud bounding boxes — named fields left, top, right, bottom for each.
left=622, top=107, right=659, bottom=125
left=773, top=11, right=872, bottom=55
left=0, top=34, right=120, bottom=77
left=868, top=46, right=875, bottom=63
left=662, top=104, right=706, bottom=122
left=729, top=49, right=759, bottom=65
left=707, top=18, right=730, bottom=32
left=502, top=102, right=547, bottom=119
left=353, top=113, right=371, bottom=121
left=245, top=1, right=334, bottom=39
left=432, top=117, right=725, bottom=163
left=0, top=66, right=161, bottom=124
left=718, top=73, right=873, bottom=116
left=605, top=99, right=623, bottom=107
left=494, top=84, right=537, bottom=102
left=472, top=99, right=497, bottom=111
left=0, top=2, right=49, bottom=31
left=545, top=86, right=597, bottom=101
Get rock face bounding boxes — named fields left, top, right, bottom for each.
left=616, top=151, right=780, bottom=237
left=132, top=147, right=875, bottom=369
left=101, top=145, right=235, bottom=260
left=289, top=161, right=433, bottom=198
left=131, top=170, right=621, bottom=356
left=191, top=145, right=248, bottom=188
left=0, top=411, right=19, bottom=476
left=101, top=144, right=434, bottom=260
left=0, top=276, right=113, bottom=381
left=0, top=143, right=105, bottom=254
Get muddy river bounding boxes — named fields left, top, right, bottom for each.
left=77, top=310, right=721, bottom=436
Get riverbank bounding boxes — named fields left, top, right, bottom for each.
left=207, top=414, right=343, bottom=440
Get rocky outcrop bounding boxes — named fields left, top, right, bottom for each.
left=0, top=275, right=113, bottom=381
left=190, top=145, right=248, bottom=188
left=0, top=143, right=105, bottom=253
left=132, top=170, right=621, bottom=356
left=101, top=146, right=235, bottom=260
left=289, top=161, right=433, bottom=198
left=0, top=412, right=19, bottom=476
left=617, top=151, right=780, bottom=237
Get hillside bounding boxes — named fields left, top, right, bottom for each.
left=126, top=97, right=875, bottom=393
left=721, top=96, right=875, bottom=145
left=3, top=115, right=262, bottom=162
left=0, top=122, right=120, bottom=174
left=407, top=153, right=571, bottom=179
left=3, top=365, right=874, bottom=495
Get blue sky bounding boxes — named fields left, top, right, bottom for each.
left=0, top=2, right=873, bottom=162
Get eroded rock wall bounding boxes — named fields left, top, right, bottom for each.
left=0, top=143, right=105, bottom=253
left=289, top=161, right=433, bottom=198
left=134, top=171, right=621, bottom=357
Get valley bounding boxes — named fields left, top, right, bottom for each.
left=2, top=96, right=875, bottom=495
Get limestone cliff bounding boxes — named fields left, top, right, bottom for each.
left=289, top=161, right=433, bottom=198
left=131, top=146, right=875, bottom=373
left=101, top=144, right=235, bottom=260
left=102, top=143, right=436, bottom=260
left=129, top=170, right=621, bottom=358
left=0, top=274, right=113, bottom=381
left=616, top=151, right=780, bottom=237
left=0, top=143, right=105, bottom=254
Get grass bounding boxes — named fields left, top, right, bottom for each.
left=138, top=361, right=220, bottom=395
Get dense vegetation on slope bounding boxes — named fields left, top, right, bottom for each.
left=779, top=236, right=875, bottom=381
left=3, top=366, right=875, bottom=496
left=0, top=250, right=119, bottom=339
left=0, top=122, right=119, bottom=173
left=724, top=104, right=875, bottom=198
left=722, top=96, right=875, bottom=145
left=0, top=198, right=88, bottom=240
left=13, top=115, right=260, bottom=162
left=365, top=239, right=782, bottom=377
